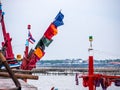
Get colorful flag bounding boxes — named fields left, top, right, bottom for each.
left=25, top=39, right=29, bottom=46
left=53, top=11, right=64, bottom=27
left=44, top=23, right=58, bottom=40
left=28, top=31, right=35, bottom=44
left=34, top=47, right=45, bottom=59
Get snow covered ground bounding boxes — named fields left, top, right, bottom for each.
left=28, top=74, right=120, bottom=90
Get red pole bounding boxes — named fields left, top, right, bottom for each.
left=24, top=25, right=31, bottom=58
left=89, top=56, right=94, bottom=75
left=24, top=45, right=29, bottom=57
left=88, top=55, right=94, bottom=90
left=0, top=3, right=14, bottom=60
left=88, top=36, right=94, bottom=90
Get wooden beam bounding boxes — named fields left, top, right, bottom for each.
left=0, top=72, right=38, bottom=80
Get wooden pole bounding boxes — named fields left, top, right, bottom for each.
left=0, top=51, right=21, bottom=90
left=0, top=72, right=38, bottom=80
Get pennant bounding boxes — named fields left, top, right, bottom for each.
left=41, top=36, right=53, bottom=47
left=44, top=23, right=58, bottom=40
left=28, top=31, right=35, bottom=44
left=53, top=11, right=64, bottom=27
left=34, top=47, right=44, bottom=59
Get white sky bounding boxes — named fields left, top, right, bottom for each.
left=0, top=0, right=120, bottom=60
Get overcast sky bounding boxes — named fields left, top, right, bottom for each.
left=0, top=0, right=120, bottom=60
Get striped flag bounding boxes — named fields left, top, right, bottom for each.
left=28, top=31, right=35, bottom=44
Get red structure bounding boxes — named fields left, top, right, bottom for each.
left=0, top=1, right=64, bottom=70
left=76, top=36, right=120, bottom=90
left=21, top=11, right=64, bottom=70
left=0, top=2, right=16, bottom=64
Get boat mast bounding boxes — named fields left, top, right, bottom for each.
left=0, top=1, right=14, bottom=60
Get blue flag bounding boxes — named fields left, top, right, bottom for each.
left=53, top=11, right=64, bottom=27
left=25, top=39, right=29, bottom=46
